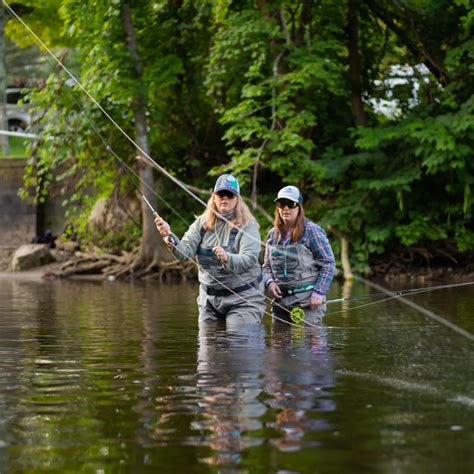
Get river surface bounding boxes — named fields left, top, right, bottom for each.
left=0, top=276, right=472, bottom=473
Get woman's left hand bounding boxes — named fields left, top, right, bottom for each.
left=212, top=246, right=228, bottom=263
left=309, top=294, right=324, bottom=310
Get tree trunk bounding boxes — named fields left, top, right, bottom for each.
left=0, top=7, right=9, bottom=155
left=328, top=225, right=353, bottom=281
left=121, top=2, right=170, bottom=263
left=348, top=0, right=367, bottom=127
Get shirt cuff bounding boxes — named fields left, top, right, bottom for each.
left=264, top=277, right=275, bottom=288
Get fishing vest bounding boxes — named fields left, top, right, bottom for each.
left=268, top=229, right=320, bottom=295
left=197, top=226, right=261, bottom=290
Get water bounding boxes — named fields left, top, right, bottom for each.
left=0, top=277, right=473, bottom=473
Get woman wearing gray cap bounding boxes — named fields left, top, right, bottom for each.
left=263, top=186, right=336, bottom=324
left=154, top=174, right=265, bottom=325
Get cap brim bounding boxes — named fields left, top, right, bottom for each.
left=215, top=188, right=239, bottom=195
left=274, top=196, right=299, bottom=203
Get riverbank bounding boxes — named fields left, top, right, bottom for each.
left=1, top=244, right=472, bottom=283
left=0, top=246, right=103, bottom=281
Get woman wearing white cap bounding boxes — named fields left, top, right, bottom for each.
left=263, top=186, right=336, bottom=324
left=154, top=174, right=265, bottom=325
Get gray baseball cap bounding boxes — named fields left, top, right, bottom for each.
left=214, top=174, right=240, bottom=195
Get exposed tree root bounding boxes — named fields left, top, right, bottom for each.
left=369, top=240, right=471, bottom=279
left=45, top=249, right=196, bottom=282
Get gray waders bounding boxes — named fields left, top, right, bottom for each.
left=268, top=241, right=326, bottom=325
left=197, top=227, right=265, bottom=325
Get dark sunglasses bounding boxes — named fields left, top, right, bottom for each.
left=276, top=199, right=299, bottom=209
left=216, top=190, right=237, bottom=199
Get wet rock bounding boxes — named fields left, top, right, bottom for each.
left=10, top=244, right=55, bottom=271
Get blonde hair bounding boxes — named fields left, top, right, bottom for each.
left=201, top=194, right=257, bottom=231
left=273, top=204, right=305, bottom=242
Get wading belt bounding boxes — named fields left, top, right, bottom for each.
left=206, top=274, right=263, bottom=297
left=280, top=283, right=315, bottom=298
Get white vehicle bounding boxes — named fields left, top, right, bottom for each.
left=5, top=87, right=31, bottom=132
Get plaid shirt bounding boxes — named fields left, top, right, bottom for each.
left=263, top=219, right=335, bottom=296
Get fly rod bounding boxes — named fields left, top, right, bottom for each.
left=277, top=281, right=474, bottom=324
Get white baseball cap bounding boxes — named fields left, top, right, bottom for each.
left=274, top=185, right=303, bottom=203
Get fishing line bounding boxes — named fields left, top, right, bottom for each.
left=276, top=293, right=403, bottom=323
left=323, top=281, right=474, bottom=341
left=325, top=293, right=411, bottom=317
left=326, top=280, right=474, bottom=304
left=2, top=1, right=335, bottom=327
left=276, top=281, right=474, bottom=322
left=86, top=116, right=190, bottom=227
left=15, top=15, right=304, bottom=327
left=358, top=277, right=474, bottom=341
left=7, top=1, right=473, bottom=331
left=79, top=95, right=306, bottom=324
left=2, top=0, right=267, bottom=249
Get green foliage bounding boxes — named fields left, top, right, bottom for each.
left=14, top=0, right=217, bottom=246
left=206, top=5, right=347, bottom=190
left=6, top=0, right=474, bottom=270
left=5, top=0, right=69, bottom=48
left=395, top=216, right=448, bottom=247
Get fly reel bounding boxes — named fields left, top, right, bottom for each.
left=289, top=306, right=305, bottom=324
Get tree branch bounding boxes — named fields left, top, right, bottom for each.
left=137, top=156, right=274, bottom=224
left=366, top=0, right=449, bottom=84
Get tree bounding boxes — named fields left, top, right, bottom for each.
left=206, top=1, right=347, bottom=207
left=5, top=0, right=473, bottom=278
left=206, top=0, right=473, bottom=272
left=120, top=1, right=170, bottom=269
left=7, top=0, right=219, bottom=277
left=326, top=0, right=474, bottom=268
left=0, top=6, right=9, bottom=155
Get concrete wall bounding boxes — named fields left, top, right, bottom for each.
left=0, top=158, right=68, bottom=247
left=42, top=193, right=68, bottom=236
left=0, top=158, right=36, bottom=246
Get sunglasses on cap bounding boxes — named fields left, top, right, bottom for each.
left=276, top=199, right=299, bottom=209
left=215, top=190, right=237, bottom=199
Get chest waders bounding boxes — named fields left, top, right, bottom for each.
left=197, top=227, right=262, bottom=320
left=269, top=238, right=324, bottom=323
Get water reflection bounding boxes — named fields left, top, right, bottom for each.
left=135, top=283, right=200, bottom=454
left=1, top=278, right=473, bottom=472
left=194, top=323, right=266, bottom=466
left=1, top=280, right=172, bottom=471
left=264, top=323, right=336, bottom=452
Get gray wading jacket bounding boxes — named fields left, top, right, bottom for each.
left=169, top=216, right=262, bottom=290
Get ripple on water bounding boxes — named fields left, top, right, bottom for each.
left=0, top=279, right=473, bottom=473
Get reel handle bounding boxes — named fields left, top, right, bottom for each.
left=164, top=236, right=176, bottom=247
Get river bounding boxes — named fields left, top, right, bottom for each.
left=0, top=276, right=472, bottom=473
